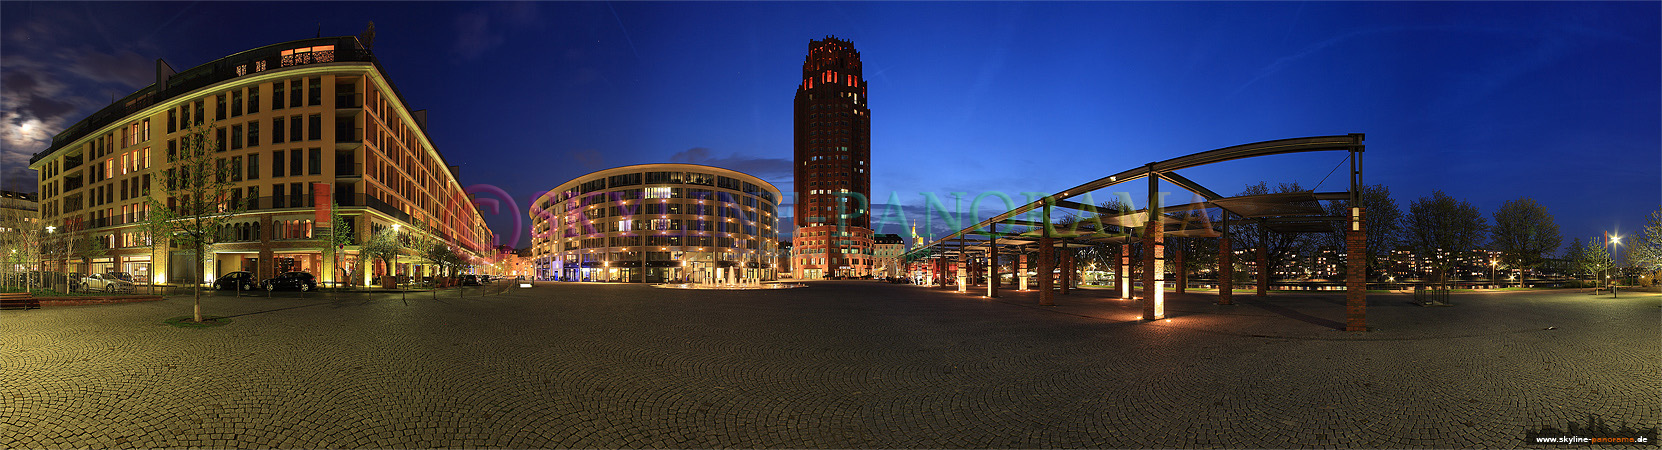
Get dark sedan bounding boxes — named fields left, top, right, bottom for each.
left=261, top=271, right=318, bottom=292
left=460, top=274, right=482, bottom=286
left=214, top=271, right=258, bottom=291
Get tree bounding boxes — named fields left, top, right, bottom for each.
left=1323, top=184, right=1401, bottom=280
left=361, top=227, right=402, bottom=288
left=425, top=243, right=466, bottom=278
left=141, top=122, right=242, bottom=323
left=1234, top=182, right=1315, bottom=281
left=1580, top=238, right=1614, bottom=284
left=1630, top=208, right=1662, bottom=274
left=1489, top=197, right=1562, bottom=286
left=1404, top=190, right=1486, bottom=289
left=319, top=202, right=354, bottom=287
left=1563, top=238, right=1585, bottom=278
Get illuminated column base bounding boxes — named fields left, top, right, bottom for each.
left=1143, top=228, right=1165, bottom=321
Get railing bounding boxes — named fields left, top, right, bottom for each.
left=335, top=127, right=363, bottom=143
left=335, top=163, right=362, bottom=177
left=335, top=92, right=363, bottom=109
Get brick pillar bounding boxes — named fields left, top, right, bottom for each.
left=1142, top=225, right=1165, bottom=320
left=1038, top=237, right=1054, bottom=306
left=1218, top=236, right=1233, bottom=305
left=1019, top=253, right=1029, bottom=290
left=1059, top=249, right=1072, bottom=295
left=936, top=257, right=947, bottom=289
left=1118, top=245, right=1131, bottom=299
left=1174, top=240, right=1186, bottom=294
left=1346, top=208, right=1368, bottom=331
left=987, top=247, right=999, bottom=298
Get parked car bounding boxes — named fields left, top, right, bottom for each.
left=261, top=272, right=317, bottom=292
left=108, top=272, right=134, bottom=283
left=460, top=274, right=482, bottom=286
left=214, top=271, right=258, bottom=291
left=82, top=273, right=134, bottom=293
left=478, top=275, right=493, bottom=283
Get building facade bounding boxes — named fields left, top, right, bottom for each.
left=1, top=190, right=41, bottom=275
left=529, top=164, right=782, bottom=283
left=793, top=36, right=874, bottom=279
left=872, top=233, right=904, bottom=278
left=26, top=36, right=493, bottom=286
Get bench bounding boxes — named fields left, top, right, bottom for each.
left=0, top=292, right=41, bottom=310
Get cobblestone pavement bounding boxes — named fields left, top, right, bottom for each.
left=1, top=281, right=1656, bottom=448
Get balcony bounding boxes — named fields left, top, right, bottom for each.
left=335, top=162, right=363, bottom=178
left=335, top=92, right=363, bottom=109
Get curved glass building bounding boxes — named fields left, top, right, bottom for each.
left=529, top=164, right=782, bottom=283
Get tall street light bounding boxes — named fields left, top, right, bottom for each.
left=1608, top=232, right=1622, bottom=285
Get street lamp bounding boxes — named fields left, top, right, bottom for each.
left=1608, top=232, right=1622, bottom=286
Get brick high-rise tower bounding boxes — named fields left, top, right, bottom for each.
left=792, top=36, right=872, bottom=279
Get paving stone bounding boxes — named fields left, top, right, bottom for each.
left=0, top=283, right=1655, bottom=448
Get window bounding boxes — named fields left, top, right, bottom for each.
left=289, top=80, right=302, bottom=108
left=141, top=119, right=150, bottom=142
left=273, top=183, right=285, bottom=208
left=289, top=115, right=303, bottom=142
left=216, top=128, right=226, bottom=152
left=140, top=147, right=149, bottom=169
left=167, top=109, right=176, bottom=133
left=272, top=151, right=285, bottom=178
left=230, top=156, right=243, bottom=182
left=290, top=183, right=304, bottom=208
left=230, top=91, right=242, bottom=118
left=308, top=148, right=321, bottom=175
left=167, top=140, right=176, bottom=162
left=289, top=149, right=302, bottom=176
left=307, top=114, right=322, bottom=141
left=230, top=125, right=243, bottom=150
left=308, top=77, right=322, bottom=106
left=248, top=86, right=260, bottom=114
left=216, top=94, right=226, bottom=120
left=247, top=186, right=259, bottom=210
left=273, top=117, right=285, bottom=144
left=273, top=82, right=285, bottom=111
left=194, top=101, right=204, bottom=126
left=247, top=154, right=260, bottom=180
left=247, top=121, right=259, bottom=148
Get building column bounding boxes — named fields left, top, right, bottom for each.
left=1038, top=237, right=1054, bottom=306
left=1174, top=240, right=1186, bottom=294
left=1257, top=224, right=1269, bottom=297
left=1346, top=208, right=1368, bottom=331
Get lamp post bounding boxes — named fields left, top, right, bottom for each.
left=1489, top=259, right=1498, bottom=289
left=1608, top=232, right=1622, bottom=286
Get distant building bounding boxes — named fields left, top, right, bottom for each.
left=873, top=233, right=904, bottom=278
left=1, top=190, right=41, bottom=272
left=792, top=36, right=873, bottom=279
left=776, top=239, right=793, bottom=278
left=529, top=164, right=782, bottom=283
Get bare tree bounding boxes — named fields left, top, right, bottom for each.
left=1234, top=182, right=1315, bottom=281
left=1579, top=238, right=1614, bottom=285
left=1630, top=208, right=1662, bottom=276
left=1324, top=184, right=1401, bottom=280
left=141, top=122, right=242, bottom=323
left=1404, top=190, right=1487, bottom=290
left=1489, top=197, right=1561, bottom=286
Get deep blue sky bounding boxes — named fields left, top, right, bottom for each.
left=2, top=2, right=1657, bottom=255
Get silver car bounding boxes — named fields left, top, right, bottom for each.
left=82, top=273, right=135, bottom=293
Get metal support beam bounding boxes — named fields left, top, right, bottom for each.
left=1257, top=221, right=1269, bottom=297
left=987, top=223, right=999, bottom=298
left=1218, top=212, right=1233, bottom=305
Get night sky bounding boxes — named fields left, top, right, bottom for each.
left=2, top=2, right=1657, bottom=255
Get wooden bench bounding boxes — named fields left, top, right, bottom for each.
left=0, top=292, right=41, bottom=310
